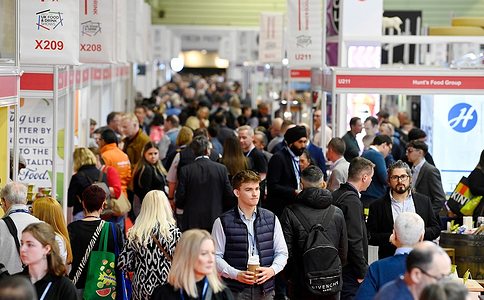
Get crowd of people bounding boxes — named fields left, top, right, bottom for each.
left=0, top=75, right=475, bottom=300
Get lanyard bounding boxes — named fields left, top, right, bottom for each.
left=179, top=277, right=208, bottom=300
left=245, top=147, right=254, bottom=157
left=8, top=209, right=29, bottom=215
left=40, top=282, right=52, bottom=300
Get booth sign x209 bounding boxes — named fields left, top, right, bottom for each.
left=20, top=0, right=79, bottom=65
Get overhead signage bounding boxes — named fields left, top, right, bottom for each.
left=258, top=13, right=284, bottom=64
left=335, top=75, right=484, bottom=90
left=20, top=0, right=79, bottom=65
left=286, top=0, right=322, bottom=68
left=79, top=0, right=116, bottom=63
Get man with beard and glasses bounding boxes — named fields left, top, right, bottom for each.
left=367, top=160, right=440, bottom=260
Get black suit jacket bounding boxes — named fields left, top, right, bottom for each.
left=414, top=161, right=446, bottom=216
left=176, top=158, right=234, bottom=231
left=367, top=191, right=441, bottom=259
left=266, top=148, right=298, bottom=217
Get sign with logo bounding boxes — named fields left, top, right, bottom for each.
left=286, top=0, right=322, bottom=69
left=20, top=0, right=79, bottom=65
left=422, top=95, right=484, bottom=194
left=258, top=13, right=284, bottom=64
left=79, top=0, right=116, bottom=63
left=448, top=103, right=478, bottom=133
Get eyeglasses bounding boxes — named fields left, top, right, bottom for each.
left=406, top=149, right=418, bottom=153
left=389, top=174, right=410, bottom=182
left=417, top=268, right=448, bottom=282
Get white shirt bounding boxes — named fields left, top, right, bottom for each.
left=389, top=190, right=416, bottom=222
left=412, top=159, right=425, bottom=185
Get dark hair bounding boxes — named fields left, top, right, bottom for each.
left=479, top=150, right=484, bottom=169
left=194, top=128, right=208, bottom=138
left=301, top=165, right=324, bottom=187
left=192, top=136, right=210, bottom=157
left=213, top=111, right=226, bottom=124
left=387, top=160, right=412, bottom=182
left=408, top=128, right=427, bottom=141
left=365, top=116, right=378, bottom=127
left=107, top=112, right=119, bottom=125
left=348, top=157, right=375, bottom=182
left=407, top=140, right=428, bottom=155
left=231, top=170, right=261, bottom=190
left=406, top=246, right=435, bottom=273
left=372, top=134, right=392, bottom=146
left=207, top=122, right=220, bottom=138
left=301, top=148, right=314, bottom=165
left=82, top=185, right=106, bottom=212
left=100, top=128, right=118, bottom=145
left=166, top=115, right=180, bottom=127
left=151, top=113, right=164, bottom=126
left=349, top=117, right=361, bottom=126
left=328, top=138, right=346, bottom=155
left=0, top=275, right=37, bottom=300
left=135, top=105, right=147, bottom=112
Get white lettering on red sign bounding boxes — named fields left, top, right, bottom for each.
left=412, top=79, right=462, bottom=87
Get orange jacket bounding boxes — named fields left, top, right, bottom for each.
left=101, top=143, right=132, bottom=196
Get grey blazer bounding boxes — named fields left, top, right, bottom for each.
left=413, top=161, right=446, bottom=215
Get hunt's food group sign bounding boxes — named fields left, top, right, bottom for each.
left=20, top=0, right=80, bottom=65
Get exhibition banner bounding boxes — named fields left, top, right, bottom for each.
left=236, top=30, right=259, bottom=64
left=20, top=0, right=79, bottom=65
left=286, top=0, right=322, bottom=68
left=422, top=95, right=484, bottom=193
left=9, top=98, right=54, bottom=187
left=152, top=26, right=173, bottom=62
left=79, top=0, right=116, bottom=63
left=258, top=13, right=284, bottom=64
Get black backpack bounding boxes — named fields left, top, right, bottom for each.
left=288, top=205, right=342, bottom=296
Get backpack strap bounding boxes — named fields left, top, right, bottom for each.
left=334, top=191, right=355, bottom=206
left=289, top=205, right=335, bottom=233
left=3, top=217, right=20, bottom=254
left=80, top=171, right=94, bottom=184
left=98, top=170, right=103, bottom=182
left=288, top=205, right=313, bottom=233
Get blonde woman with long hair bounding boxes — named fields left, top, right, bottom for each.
left=118, top=190, right=181, bottom=300
left=151, top=229, right=234, bottom=300
left=32, top=197, right=73, bottom=266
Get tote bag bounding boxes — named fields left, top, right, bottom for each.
left=84, top=222, right=117, bottom=300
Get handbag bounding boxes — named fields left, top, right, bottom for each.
left=112, top=224, right=132, bottom=300
left=100, top=166, right=131, bottom=217
left=448, top=176, right=474, bottom=215
left=83, top=222, right=117, bottom=300
left=461, top=195, right=483, bottom=216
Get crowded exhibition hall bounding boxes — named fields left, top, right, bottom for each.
left=1, top=0, right=484, bottom=299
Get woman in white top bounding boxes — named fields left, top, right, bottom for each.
left=32, top=197, right=72, bottom=266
